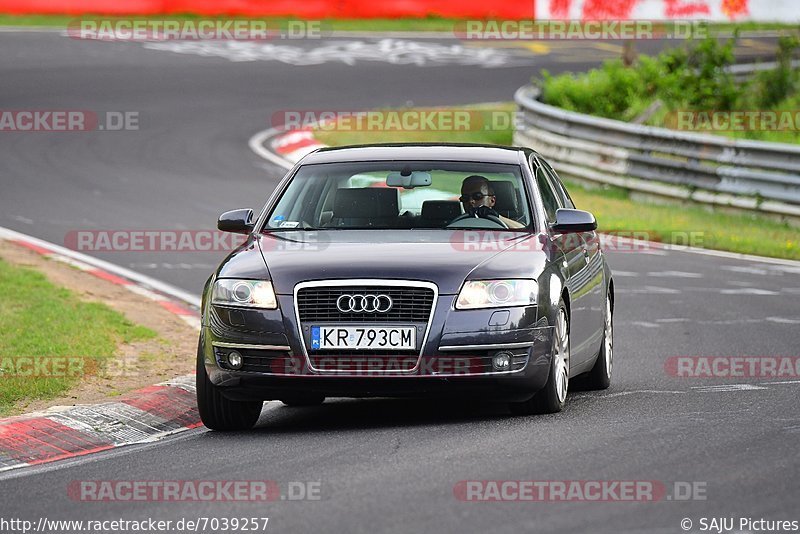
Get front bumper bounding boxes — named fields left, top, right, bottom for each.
left=202, top=291, right=555, bottom=401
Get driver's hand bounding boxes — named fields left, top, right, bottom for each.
left=470, top=205, right=500, bottom=219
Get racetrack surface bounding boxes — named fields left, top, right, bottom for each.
left=1, top=30, right=798, bottom=533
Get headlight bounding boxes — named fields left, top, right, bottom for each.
left=212, top=279, right=278, bottom=309
left=456, top=279, right=537, bottom=310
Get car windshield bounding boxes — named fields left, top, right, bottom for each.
left=262, top=160, right=532, bottom=231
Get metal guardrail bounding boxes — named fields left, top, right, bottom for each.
left=513, top=62, right=800, bottom=218
left=729, top=59, right=800, bottom=82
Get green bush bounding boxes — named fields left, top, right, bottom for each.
left=658, top=35, right=741, bottom=111
left=537, top=33, right=800, bottom=142
left=748, top=35, right=800, bottom=109
left=540, top=60, right=655, bottom=121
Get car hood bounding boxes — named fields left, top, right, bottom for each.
left=254, top=230, right=548, bottom=295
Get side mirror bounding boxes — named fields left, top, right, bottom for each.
left=218, top=208, right=255, bottom=234
left=551, top=208, right=597, bottom=234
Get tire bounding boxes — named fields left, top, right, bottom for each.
left=509, top=299, right=570, bottom=415
left=281, top=395, right=326, bottom=407
left=196, top=340, right=263, bottom=431
left=583, top=291, right=613, bottom=390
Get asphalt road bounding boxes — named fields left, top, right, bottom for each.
left=1, top=30, right=798, bottom=533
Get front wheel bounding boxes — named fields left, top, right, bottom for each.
left=509, top=300, right=570, bottom=415
left=196, top=341, right=263, bottom=431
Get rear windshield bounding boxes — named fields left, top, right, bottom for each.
left=262, top=160, right=532, bottom=231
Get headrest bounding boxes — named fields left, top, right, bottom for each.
left=489, top=180, right=519, bottom=215
left=421, top=200, right=462, bottom=221
left=333, top=188, right=399, bottom=219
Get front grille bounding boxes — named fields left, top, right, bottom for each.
left=297, top=286, right=434, bottom=323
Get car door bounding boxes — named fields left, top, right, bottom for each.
left=544, top=162, right=606, bottom=363
left=534, top=165, right=593, bottom=369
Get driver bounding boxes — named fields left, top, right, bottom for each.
left=459, top=175, right=523, bottom=228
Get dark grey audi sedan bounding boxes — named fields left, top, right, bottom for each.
left=198, top=144, right=614, bottom=430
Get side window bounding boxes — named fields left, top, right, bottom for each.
left=535, top=167, right=561, bottom=223
left=541, top=160, right=575, bottom=209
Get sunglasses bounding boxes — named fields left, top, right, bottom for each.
left=459, top=192, right=495, bottom=202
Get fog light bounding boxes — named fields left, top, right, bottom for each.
left=227, top=350, right=243, bottom=370
left=492, top=351, right=512, bottom=371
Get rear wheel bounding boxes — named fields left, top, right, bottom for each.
left=509, top=300, right=570, bottom=415
left=196, top=340, right=263, bottom=431
left=583, top=291, right=613, bottom=390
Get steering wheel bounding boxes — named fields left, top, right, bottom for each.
left=447, top=212, right=509, bottom=229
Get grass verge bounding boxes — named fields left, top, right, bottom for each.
left=315, top=103, right=800, bottom=260
left=0, top=258, right=155, bottom=415
left=566, top=181, right=799, bottom=259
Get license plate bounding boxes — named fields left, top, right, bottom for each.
left=311, top=326, right=416, bottom=350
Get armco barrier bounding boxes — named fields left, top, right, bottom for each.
left=513, top=64, right=800, bottom=220
left=0, top=0, right=534, bottom=18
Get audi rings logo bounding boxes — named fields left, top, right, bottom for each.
left=336, top=294, right=394, bottom=313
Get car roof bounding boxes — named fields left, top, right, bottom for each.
left=299, top=143, right=533, bottom=165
